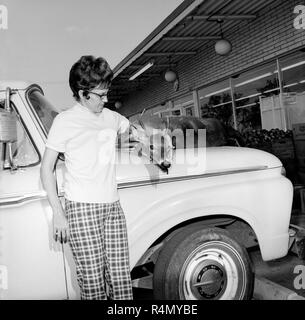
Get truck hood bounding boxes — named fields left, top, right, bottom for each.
left=204, top=147, right=282, bottom=173
left=116, top=146, right=282, bottom=184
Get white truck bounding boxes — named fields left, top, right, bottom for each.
left=0, top=82, right=296, bottom=300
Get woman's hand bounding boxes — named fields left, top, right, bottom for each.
left=40, top=147, right=70, bottom=244
left=53, top=210, right=69, bottom=244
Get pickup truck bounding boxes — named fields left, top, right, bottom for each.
left=0, top=82, right=294, bottom=300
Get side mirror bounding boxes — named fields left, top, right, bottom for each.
left=0, top=87, right=18, bottom=172
left=0, top=109, right=17, bottom=143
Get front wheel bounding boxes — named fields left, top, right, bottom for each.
left=153, top=225, right=254, bottom=300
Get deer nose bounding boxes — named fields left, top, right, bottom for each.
left=162, top=160, right=171, bottom=168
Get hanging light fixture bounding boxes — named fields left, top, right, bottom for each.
left=215, top=19, right=232, bottom=56
left=164, top=56, right=178, bottom=82
left=165, top=70, right=177, bottom=82
left=115, top=101, right=122, bottom=109
left=129, top=60, right=154, bottom=81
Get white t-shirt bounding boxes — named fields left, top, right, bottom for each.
left=45, top=103, right=129, bottom=203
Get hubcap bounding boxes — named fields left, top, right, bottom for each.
left=179, top=241, right=246, bottom=300
left=194, top=262, right=227, bottom=299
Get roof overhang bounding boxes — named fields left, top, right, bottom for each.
left=108, top=0, right=278, bottom=109
left=113, top=0, right=203, bottom=77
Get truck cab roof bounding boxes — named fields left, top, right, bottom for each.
left=0, top=81, right=33, bottom=91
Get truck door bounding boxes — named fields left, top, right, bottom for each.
left=0, top=97, right=69, bottom=299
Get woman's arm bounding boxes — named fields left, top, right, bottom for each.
left=40, top=147, right=69, bottom=243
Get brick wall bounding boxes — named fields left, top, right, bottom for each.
left=120, top=0, right=305, bottom=117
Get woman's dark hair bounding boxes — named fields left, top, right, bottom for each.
left=69, top=55, right=113, bottom=101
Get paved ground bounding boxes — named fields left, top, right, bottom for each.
left=251, top=250, right=305, bottom=299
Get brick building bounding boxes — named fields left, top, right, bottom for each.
left=108, top=0, right=305, bottom=132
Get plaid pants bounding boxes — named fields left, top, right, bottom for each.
left=65, top=199, right=133, bottom=300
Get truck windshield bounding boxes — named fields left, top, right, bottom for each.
left=27, top=90, right=58, bottom=134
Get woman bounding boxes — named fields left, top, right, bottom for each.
left=40, top=55, right=133, bottom=300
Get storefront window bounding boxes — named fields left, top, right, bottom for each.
left=185, top=106, right=194, bottom=116
left=198, top=79, right=233, bottom=127
left=155, top=108, right=182, bottom=118
left=151, top=102, right=172, bottom=118
left=171, top=109, right=182, bottom=116
left=279, top=50, right=305, bottom=127
left=173, top=93, right=193, bottom=116
left=280, top=50, right=305, bottom=94
left=232, top=61, right=279, bottom=131
left=138, top=48, right=305, bottom=132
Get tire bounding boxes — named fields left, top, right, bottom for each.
left=153, top=225, right=254, bottom=300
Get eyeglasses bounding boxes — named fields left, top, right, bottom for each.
left=88, top=90, right=108, bottom=100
